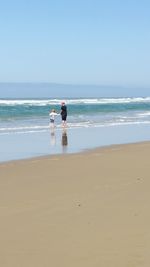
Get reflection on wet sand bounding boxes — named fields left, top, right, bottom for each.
left=50, top=128, right=56, bottom=146
left=61, top=129, right=68, bottom=152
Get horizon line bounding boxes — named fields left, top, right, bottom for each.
left=0, top=82, right=149, bottom=89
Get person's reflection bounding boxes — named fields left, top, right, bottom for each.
left=61, top=128, right=68, bottom=152
left=50, top=128, right=56, bottom=146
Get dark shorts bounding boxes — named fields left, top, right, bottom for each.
left=62, top=115, right=67, bottom=121
left=50, top=119, right=54, bottom=123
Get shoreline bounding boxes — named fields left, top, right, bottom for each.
left=1, top=122, right=150, bottom=163
left=0, top=139, right=150, bottom=166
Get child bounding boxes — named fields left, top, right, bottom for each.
left=49, top=109, right=59, bottom=127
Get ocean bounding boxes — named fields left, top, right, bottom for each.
left=0, top=97, right=150, bottom=162
left=1, top=97, right=150, bottom=134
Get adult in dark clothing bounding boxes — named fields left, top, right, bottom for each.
left=61, top=102, right=67, bottom=127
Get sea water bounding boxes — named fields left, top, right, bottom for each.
left=0, top=97, right=150, bottom=162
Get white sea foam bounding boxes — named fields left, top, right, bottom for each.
left=0, top=125, right=49, bottom=132
left=0, top=129, right=48, bottom=135
left=138, top=112, right=150, bottom=117
left=1, top=120, right=150, bottom=135
left=1, top=97, right=150, bottom=106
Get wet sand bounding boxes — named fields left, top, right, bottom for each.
left=0, top=142, right=150, bottom=266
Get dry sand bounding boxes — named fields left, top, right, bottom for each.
left=0, top=142, right=150, bottom=267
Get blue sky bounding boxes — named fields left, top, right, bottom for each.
left=0, top=0, right=150, bottom=90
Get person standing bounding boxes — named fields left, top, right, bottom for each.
left=61, top=102, right=67, bottom=127
left=49, top=109, right=59, bottom=128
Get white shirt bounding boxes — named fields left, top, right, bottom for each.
left=49, top=112, right=59, bottom=120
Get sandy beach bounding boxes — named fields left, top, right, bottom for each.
left=0, top=141, right=150, bottom=267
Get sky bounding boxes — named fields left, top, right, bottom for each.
left=0, top=0, right=150, bottom=97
